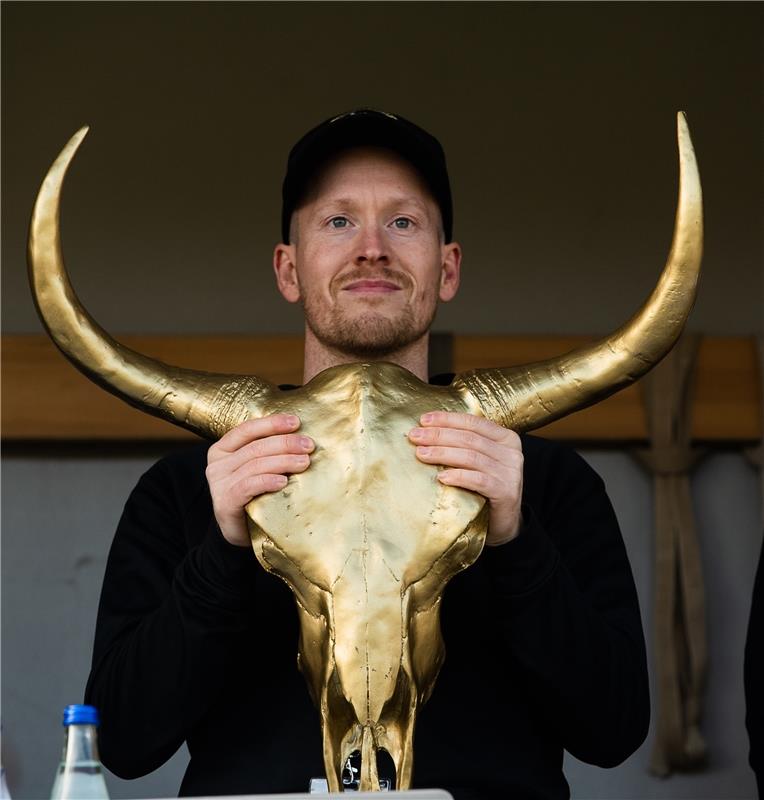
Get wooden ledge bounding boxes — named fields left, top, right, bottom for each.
left=1, top=335, right=760, bottom=442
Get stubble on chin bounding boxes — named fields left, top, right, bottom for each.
left=303, top=303, right=435, bottom=360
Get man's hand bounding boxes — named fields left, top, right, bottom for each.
left=206, top=414, right=314, bottom=547
left=408, top=411, right=523, bottom=546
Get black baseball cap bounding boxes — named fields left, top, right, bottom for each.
left=281, top=109, right=453, bottom=243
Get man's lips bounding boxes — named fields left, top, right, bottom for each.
left=342, top=280, right=402, bottom=293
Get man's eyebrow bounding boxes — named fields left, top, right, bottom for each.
left=311, top=195, right=432, bottom=216
left=311, top=197, right=356, bottom=214
left=389, top=196, right=431, bottom=213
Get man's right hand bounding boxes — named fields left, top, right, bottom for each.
left=206, top=414, right=314, bottom=547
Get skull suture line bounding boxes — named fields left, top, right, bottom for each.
left=28, top=115, right=702, bottom=791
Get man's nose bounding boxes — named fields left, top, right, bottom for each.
left=354, top=224, right=389, bottom=265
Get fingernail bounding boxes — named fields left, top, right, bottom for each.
left=275, top=475, right=288, bottom=487
left=299, top=436, right=313, bottom=449
left=410, top=428, right=424, bottom=439
left=285, top=415, right=299, bottom=426
left=417, top=446, right=431, bottom=456
left=421, top=413, right=434, bottom=424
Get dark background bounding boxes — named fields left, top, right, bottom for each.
left=3, top=2, right=762, bottom=338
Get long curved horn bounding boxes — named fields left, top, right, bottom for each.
left=453, top=112, right=702, bottom=432
left=27, top=127, right=277, bottom=438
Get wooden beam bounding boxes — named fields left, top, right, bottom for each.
left=2, top=335, right=304, bottom=441
left=453, top=336, right=761, bottom=442
left=2, top=335, right=760, bottom=442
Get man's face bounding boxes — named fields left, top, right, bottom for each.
left=273, top=147, right=461, bottom=359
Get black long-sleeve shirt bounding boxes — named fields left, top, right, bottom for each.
left=85, top=433, right=649, bottom=799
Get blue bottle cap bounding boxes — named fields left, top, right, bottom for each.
left=62, top=704, right=100, bottom=726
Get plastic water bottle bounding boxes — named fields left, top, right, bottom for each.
left=50, top=705, right=109, bottom=799
left=0, top=765, right=10, bottom=799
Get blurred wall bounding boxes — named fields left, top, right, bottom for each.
left=2, top=3, right=762, bottom=799
left=2, top=2, right=762, bottom=337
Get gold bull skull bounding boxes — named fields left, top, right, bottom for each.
left=28, top=115, right=702, bottom=791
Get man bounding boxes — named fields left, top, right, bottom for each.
left=85, top=110, right=650, bottom=798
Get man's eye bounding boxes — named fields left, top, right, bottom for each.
left=393, top=218, right=412, bottom=229
left=330, top=217, right=349, bottom=229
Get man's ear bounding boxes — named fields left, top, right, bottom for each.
left=273, top=243, right=301, bottom=303
left=439, top=241, right=462, bottom=302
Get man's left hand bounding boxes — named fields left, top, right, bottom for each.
left=409, top=411, right=524, bottom=547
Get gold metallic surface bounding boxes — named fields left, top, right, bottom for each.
left=26, top=126, right=277, bottom=439
left=247, top=363, right=486, bottom=790
left=454, top=113, right=703, bottom=432
left=27, top=116, right=702, bottom=791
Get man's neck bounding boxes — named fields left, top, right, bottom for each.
left=302, top=327, right=430, bottom=384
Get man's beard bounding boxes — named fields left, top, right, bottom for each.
left=302, top=296, right=436, bottom=360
